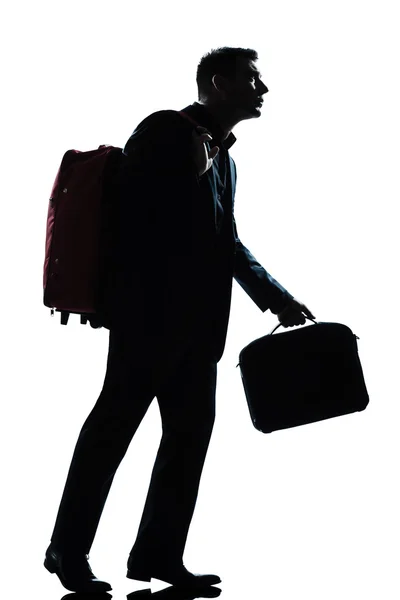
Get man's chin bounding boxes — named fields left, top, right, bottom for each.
left=240, top=106, right=261, bottom=119
left=249, top=105, right=262, bottom=117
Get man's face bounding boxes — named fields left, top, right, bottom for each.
left=214, top=57, right=269, bottom=120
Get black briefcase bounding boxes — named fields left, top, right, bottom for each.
left=236, top=318, right=369, bottom=434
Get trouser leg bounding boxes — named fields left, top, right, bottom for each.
left=50, top=329, right=156, bottom=555
left=128, top=344, right=217, bottom=568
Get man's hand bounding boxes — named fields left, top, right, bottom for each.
left=278, top=297, right=315, bottom=328
left=192, top=126, right=219, bottom=177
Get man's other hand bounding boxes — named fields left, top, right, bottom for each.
left=278, top=297, right=316, bottom=328
left=192, top=126, right=219, bottom=177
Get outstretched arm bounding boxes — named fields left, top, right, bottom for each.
left=232, top=216, right=294, bottom=315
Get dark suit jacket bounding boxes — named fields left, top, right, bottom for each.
left=106, top=102, right=293, bottom=364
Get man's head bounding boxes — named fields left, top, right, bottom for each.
left=196, top=47, right=268, bottom=124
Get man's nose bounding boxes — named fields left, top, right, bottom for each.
left=261, top=83, right=269, bottom=94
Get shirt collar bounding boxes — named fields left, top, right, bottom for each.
left=180, top=101, right=237, bottom=150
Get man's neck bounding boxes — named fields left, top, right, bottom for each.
left=197, top=101, right=234, bottom=141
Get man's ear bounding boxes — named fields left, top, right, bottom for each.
left=211, top=73, right=229, bottom=96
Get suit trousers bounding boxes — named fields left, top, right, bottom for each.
left=49, top=324, right=217, bottom=568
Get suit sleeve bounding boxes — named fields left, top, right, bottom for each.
left=231, top=160, right=294, bottom=315
left=232, top=217, right=294, bottom=314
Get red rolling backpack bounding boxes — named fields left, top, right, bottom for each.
left=43, top=144, right=123, bottom=328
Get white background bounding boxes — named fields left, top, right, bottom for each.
left=1, top=1, right=399, bottom=598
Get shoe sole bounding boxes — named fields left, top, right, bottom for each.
left=126, top=568, right=221, bottom=587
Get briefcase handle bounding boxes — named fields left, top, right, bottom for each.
left=268, top=316, right=319, bottom=336
left=235, top=317, right=320, bottom=368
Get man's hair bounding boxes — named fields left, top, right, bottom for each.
left=196, top=46, right=258, bottom=102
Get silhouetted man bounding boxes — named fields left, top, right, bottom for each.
left=44, top=46, right=314, bottom=593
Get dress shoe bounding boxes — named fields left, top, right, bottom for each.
left=44, top=543, right=112, bottom=592
left=127, top=561, right=221, bottom=588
